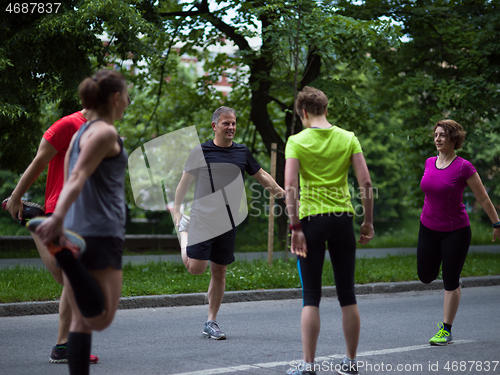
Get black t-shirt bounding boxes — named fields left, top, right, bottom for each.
left=183, top=139, right=261, bottom=230
left=184, top=139, right=261, bottom=197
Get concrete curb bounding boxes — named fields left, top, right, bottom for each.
left=2, top=275, right=500, bottom=317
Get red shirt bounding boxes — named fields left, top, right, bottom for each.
left=43, top=112, right=86, bottom=213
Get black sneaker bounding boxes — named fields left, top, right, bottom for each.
left=337, top=356, right=359, bottom=375
left=2, top=198, right=45, bottom=226
left=50, top=345, right=68, bottom=364
left=49, top=344, right=99, bottom=364
left=203, top=320, right=226, bottom=340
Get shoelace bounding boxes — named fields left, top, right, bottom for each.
left=435, top=328, right=450, bottom=338
left=208, top=321, right=222, bottom=333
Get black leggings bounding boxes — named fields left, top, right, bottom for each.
left=298, top=213, right=357, bottom=307
left=417, top=222, right=471, bottom=291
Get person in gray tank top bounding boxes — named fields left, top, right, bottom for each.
left=34, top=69, right=129, bottom=375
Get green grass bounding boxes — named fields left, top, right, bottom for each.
left=2, top=252, right=500, bottom=303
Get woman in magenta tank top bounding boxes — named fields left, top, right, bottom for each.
left=418, top=119, right=500, bottom=346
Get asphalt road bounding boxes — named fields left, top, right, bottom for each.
left=1, top=285, right=499, bottom=375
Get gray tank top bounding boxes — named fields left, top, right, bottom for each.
left=64, top=120, right=128, bottom=239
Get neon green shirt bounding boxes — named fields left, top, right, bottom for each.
left=285, top=126, right=363, bottom=219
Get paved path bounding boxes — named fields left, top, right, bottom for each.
left=1, top=286, right=500, bottom=374
left=2, top=245, right=499, bottom=269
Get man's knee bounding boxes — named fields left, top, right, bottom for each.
left=185, top=259, right=208, bottom=275
left=209, top=263, right=227, bottom=282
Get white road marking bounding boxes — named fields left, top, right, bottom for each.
left=172, top=340, right=475, bottom=375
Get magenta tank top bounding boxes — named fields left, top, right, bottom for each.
left=420, top=156, right=476, bottom=232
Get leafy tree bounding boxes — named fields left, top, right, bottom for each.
left=335, top=0, right=500, bottom=211
left=157, top=0, right=398, bottom=243
left=0, top=0, right=156, bottom=172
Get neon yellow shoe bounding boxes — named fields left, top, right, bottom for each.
left=429, top=322, right=453, bottom=346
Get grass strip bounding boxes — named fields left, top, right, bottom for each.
left=1, top=253, right=500, bottom=303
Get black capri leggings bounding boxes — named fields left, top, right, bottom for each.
left=298, top=213, right=357, bottom=308
left=417, top=222, right=471, bottom=291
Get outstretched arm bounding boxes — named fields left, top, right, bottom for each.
left=466, top=172, right=500, bottom=242
left=6, top=138, right=57, bottom=221
left=252, top=168, right=286, bottom=199
left=351, top=152, right=374, bottom=244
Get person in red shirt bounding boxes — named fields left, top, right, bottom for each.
left=5, top=110, right=98, bottom=364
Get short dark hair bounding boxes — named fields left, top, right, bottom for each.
left=295, top=86, right=328, bottom=118
left=79, top=69, right=127, bottom=113
left=212, top=106, right=236, bottom=125
left=434, top=119, right=466, bottom=150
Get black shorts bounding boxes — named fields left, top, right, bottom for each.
left=79, top=237, right=124, bottom=270
left=187, top=228, right=237, bottom=265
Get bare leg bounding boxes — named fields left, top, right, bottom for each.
left=444, top=287, right=461, bottom=325
left=56, top=287, right=71, bottom=344
left=32, top=233, right=63, bottom=284
left=342, top=304, right=360, bottom=360
left=301, top=306, right=320, bottom=363
left=32, top=233, right=71, bottom=347
left=63, top=266, right=122, bottom=332
left=180, top=231, right=189, bottom=267
left=207, top=262, right=227, bottom=321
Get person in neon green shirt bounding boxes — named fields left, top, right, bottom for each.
left=284, top=86, right=374, bottom=375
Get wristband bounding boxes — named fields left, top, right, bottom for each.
left=289, top=223, right=302, bottom=231
left=493, top=221, right=500, bottom=229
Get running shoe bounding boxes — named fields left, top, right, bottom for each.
left=203, top=320, right=226, bottom=340
left=177, top=215, right=190, bottom=233
left=337, top=356, right=359, bottom=375
left=2, top=198, right=45, bottom=226
left=50, top=344, right=99, bottom=364
left=26, top=217, right=86, bottom=258
left=429, top=322, right=453, bottom=346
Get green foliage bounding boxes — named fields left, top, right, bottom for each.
left=335, top=0, right=500, bottom=209
left=0, top=0, right=156, bottom=172
left=2, top=0, right=498, bottom=235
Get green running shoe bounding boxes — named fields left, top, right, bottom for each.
left=429, top=322, right=453, bottom=346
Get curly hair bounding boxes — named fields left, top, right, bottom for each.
left=434, top=119, right=466, bottom=150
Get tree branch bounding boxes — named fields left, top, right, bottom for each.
left=269, top=95, right=288, bottom=112
left=160, top=3, right=251, bottom=52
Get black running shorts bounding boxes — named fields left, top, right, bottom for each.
left=79, top=237, right=124, bottom=270
left=187, top=228, right=237, bottom=265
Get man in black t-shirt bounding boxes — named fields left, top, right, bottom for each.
left=174, top=106, right=285, bottom=340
